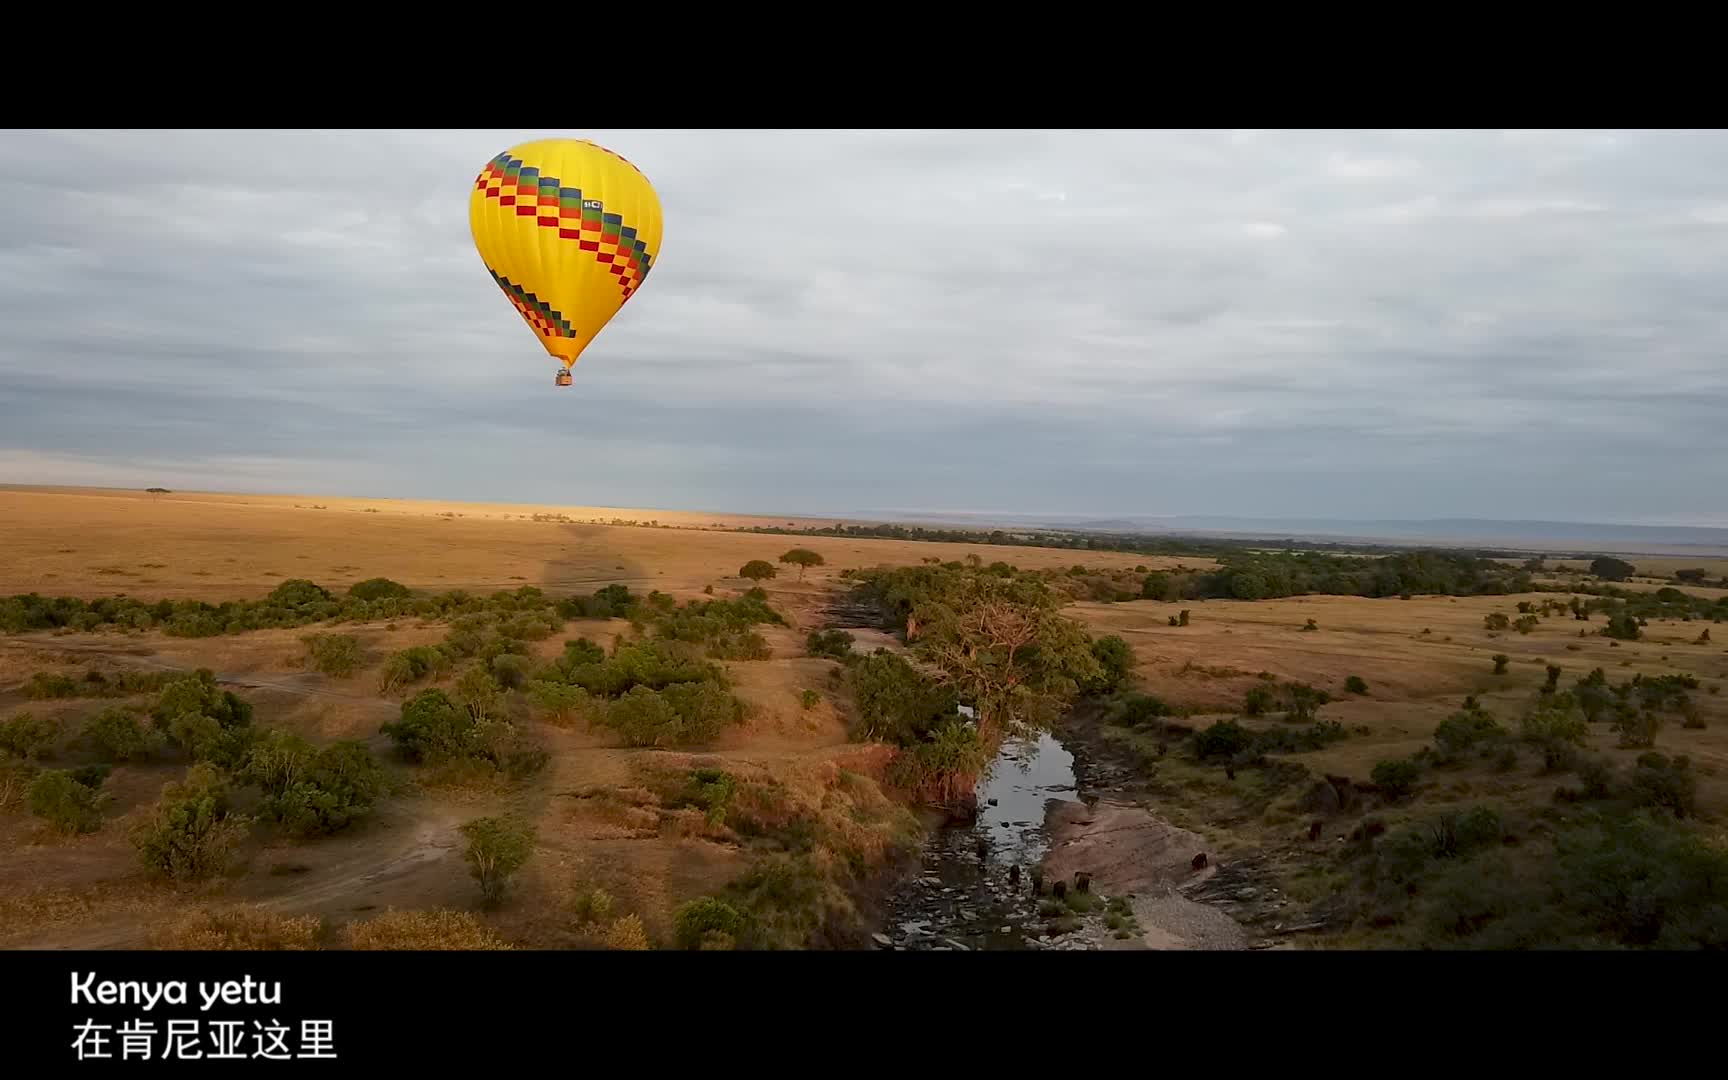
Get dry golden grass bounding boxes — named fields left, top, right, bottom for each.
left=0, top=486, right=1187, bottom=602
left=0, top=881, right=172, bottom=948
left=595, top=913, right=649, bottom=950
left=341, top=909, right=511, bottom=950
left=150, top=905, right=322, bottom=950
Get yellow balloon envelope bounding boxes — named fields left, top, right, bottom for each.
left=469, top=137, right=664, bottom=381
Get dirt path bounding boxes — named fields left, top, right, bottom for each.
left=2, top=637, right=395, bottom=707
left=9, top=802, right=476, bottom=950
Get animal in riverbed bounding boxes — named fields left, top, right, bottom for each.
left=1053, top=879, right=1068, bottom=900
left=1074, top=871, right=1092, bottom=893
left=1029, top=866, right=1044, bottom=895
left=976, top=837, right=988, bottom=859
left=1308, top=821, right=1323, bottom=842
left=1009, top=865, right=1021, bottom=887
left=1191, top=852, right=1208, bottom=870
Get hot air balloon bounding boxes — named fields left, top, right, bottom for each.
left=469, top=137, right=664, bottom=387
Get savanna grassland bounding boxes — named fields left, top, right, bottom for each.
left=1058, top=559, right=1728, bottom=949
left=5, top=485, right=1727, bottom=952
left=0, top=486, right=1184, bottom=951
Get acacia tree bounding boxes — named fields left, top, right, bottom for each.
left=778, top=548, right=825, bottom=581
left=1590, top=557, right=1635, bottom=582
left=739, top=560, right=777, bottom=585
left=909, top=573, right=1101, bottom=744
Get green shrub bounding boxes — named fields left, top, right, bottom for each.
left=885, top=720, right=989, bottom=803
left=261, top=741, right=387, bottom=838
left=459, top=816, right=535, bottom=907
left=685, top=768, right=737, bottom=826
left=348, top=577, right=412, bottom=601
left=799, top=690, right=821, bottom=711
left=469, top=719, right=550, bottom=780
left=559, top=638, right=606, bottom=666
left=168, top=713, right=259, bottom=771
left=0, top=711, right=59, bottom=760
left=1602, top=613, right=1642, bottom=641
left=1432, top=703, right=1506, bottom=763
left=453, top=665, right=506, bottom=722
left=380, top=689, right=474, bottom=763
left=1106, top=692, right=1172, bottom=728
left=1421, top=813, right=1728, bottom=949
left=600, top=686, right=680, bottom=747
left=132, top=765, right=251, bottom=882
left=301, top=633, right=362, bottom=677
left=1520, top=694, right=1589, bottom=771
left=1345, top=675, right=1369, bottom=695
left=807, top=629, right=855, bottom=659
left=1371, top=758, right=1421, bottom=800
left=1626, top=753, right=1696, bottom=818
left=673, top=896, right=745, bottom=950
left=24, top=672, right=79, bottom=699
left=1193, top=719, right=1253, bottom=761
left=1454, top=806, right=1504, bottom=850
left=28, top=769, right=107, bottom=833
left=378, top=645, right=452, bottom=694
left=70, top=764, right=111, bottom=789
left=707, top=630, right=772, bottom=661
left=378, top=687, right=546, bottom=780
left=845, top=650, right=958, bottom=744
left=571, top=888, right=615, bottom=926
left=1613, top=705, right=1662, bottom=750
left=1086, top=635, right=1135, bottom=694
left=599, top=683, right=743, bottom=748
left=739, top=560, right=778, bottom=583
left=527, top=680, right=592, bottom=726
left=490, top=653, right=534, bottom=690
left=152, top=670, right=251, bottom=729
left=500, top=612, right=556, bottom=642
left=85, top=707, right=166, bottom=762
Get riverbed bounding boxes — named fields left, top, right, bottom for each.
left=874, top=722, right=1255, bottom=952
left=875, top=731, right=1087, bottom=950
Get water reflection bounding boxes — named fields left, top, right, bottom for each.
left=977, top=731, right=1084, bottom=865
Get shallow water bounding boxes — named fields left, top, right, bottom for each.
left=877, top=731, right=1085, bottom=951
left=976, top=731, right=1084, bottom=865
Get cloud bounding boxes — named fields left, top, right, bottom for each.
left=0, top=129, right=1723, bottom=525
left=1325, top=153, right=1422, bottom=180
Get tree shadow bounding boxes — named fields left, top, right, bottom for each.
left=537, top=523, right=652, bottom=597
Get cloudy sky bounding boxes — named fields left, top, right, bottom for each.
left=2, top=129, right=1723, bottom=525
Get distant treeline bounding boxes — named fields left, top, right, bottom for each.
left=0, top=578, right=632, bottom=637
left=1144, top=550, right=1535, bottom=601
left=1120, top=552, right=1726, bottom=618
left=726, top=520, right=1683, bottom=566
